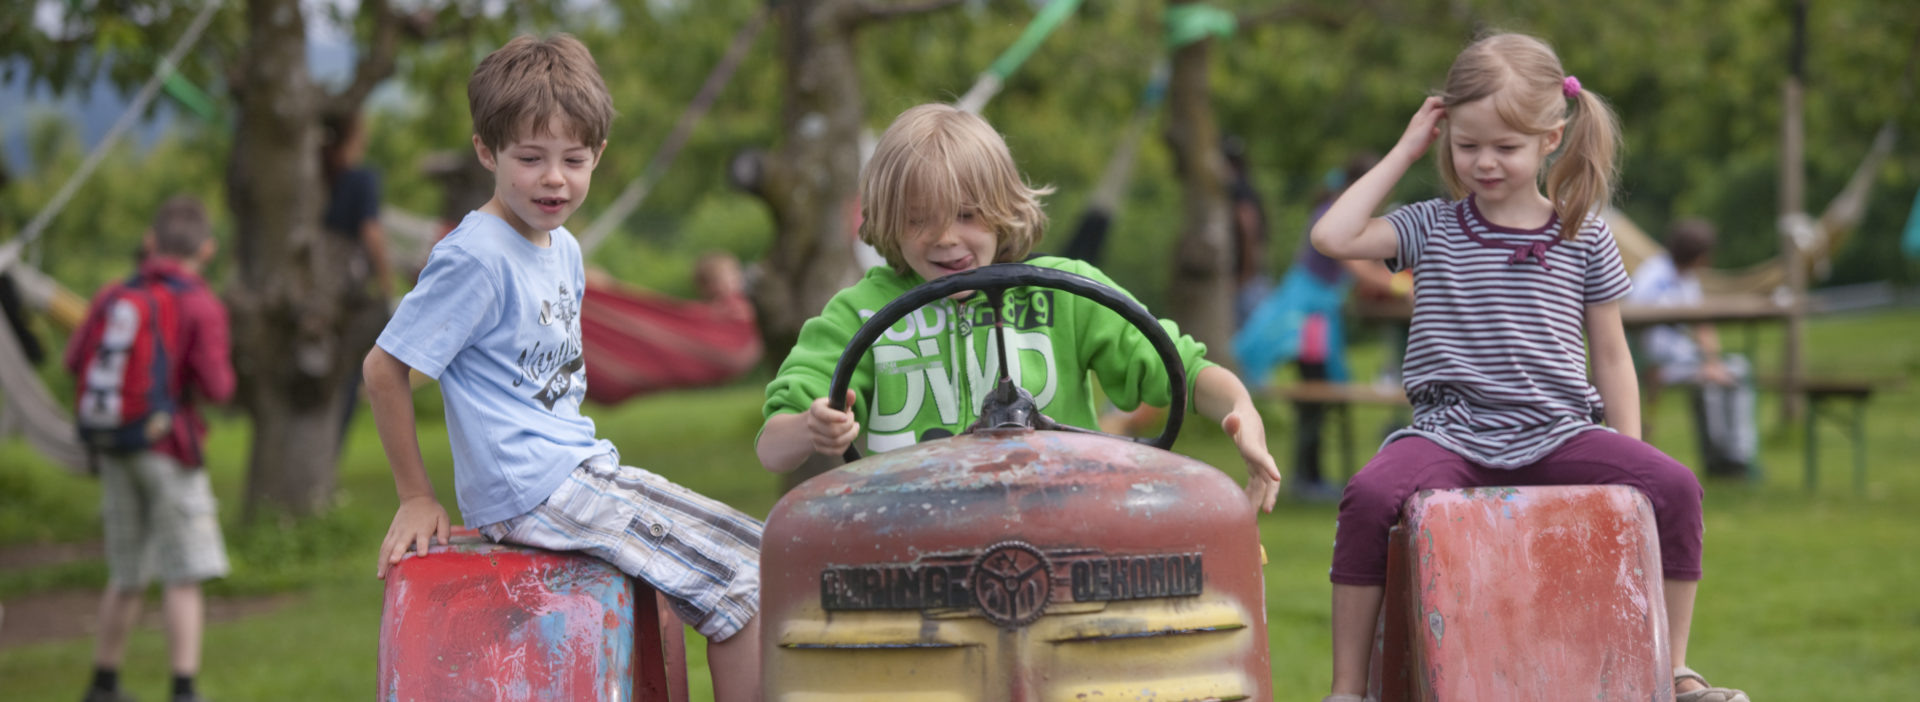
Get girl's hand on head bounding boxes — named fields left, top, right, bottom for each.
left=1221, top=409, right=1282, bottom=513
left=1396, top=96, right=1448, bottom=157
left=807, top=391, right=861, bottom=456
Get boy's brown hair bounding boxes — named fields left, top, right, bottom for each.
left=859, top=104, right=1052, bottom=274
left=150, top=195, right=212, bottom=257
left=468, top=34, right=615, bottom=153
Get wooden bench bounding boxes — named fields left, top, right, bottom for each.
left=1271, top=380, right=1410, bottom=482
left=1272, top=374, right=1893, bottom=495
left=1765, top=376, right=1899, bottom=495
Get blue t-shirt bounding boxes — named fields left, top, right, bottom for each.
left=377, top=211, right=614, bottom=527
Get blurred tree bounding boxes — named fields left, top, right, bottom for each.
left=5, top=0, right=1916, bottom=512
left=738, top=0, right=967, bottom=369
left=1159, top=0, right=1360, bottom=366
left=1160, top=0, right=1240, bottom=364
left=2, top=0, right=457, bottom=519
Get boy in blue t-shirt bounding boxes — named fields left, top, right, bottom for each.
left=363, top=34, right=761, bottom=699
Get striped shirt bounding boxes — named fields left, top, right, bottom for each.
left=1382, top=197, right=1632, bottom=468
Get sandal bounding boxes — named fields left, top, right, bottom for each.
left=1675, top=665, right=1751, bottom=702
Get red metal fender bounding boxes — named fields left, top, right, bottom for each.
left=377, top=527, right=688, bottom=701
left=1372, top=485, right=1673, bottom=701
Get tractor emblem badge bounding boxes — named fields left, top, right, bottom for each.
left=969, top=541, right=1053, bottom=627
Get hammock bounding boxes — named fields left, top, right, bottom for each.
left=1609, top=122, right=1900, bottom=295
left=381, top=213, right=764, bottom=405
left=0, top=244, right=91, bottom=474
left=580, top=279, right=763, bottom=405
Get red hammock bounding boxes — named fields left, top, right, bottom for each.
left=580, top=282, right=762, bottom=405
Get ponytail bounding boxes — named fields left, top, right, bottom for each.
left=1545, top=86, right=1622, bottom=239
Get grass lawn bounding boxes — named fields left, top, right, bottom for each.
left=3, top=308, right=1918, bottom=700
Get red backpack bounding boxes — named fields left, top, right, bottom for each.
left=71, top=272, right=193, bottom=460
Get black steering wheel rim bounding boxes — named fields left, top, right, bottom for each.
left=827, top=263, right=1187, bottom=461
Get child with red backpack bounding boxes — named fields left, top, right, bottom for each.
left=64, top=195, right=235, bottom=702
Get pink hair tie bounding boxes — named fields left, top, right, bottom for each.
left=1562, top=75, right=1582, bottom=99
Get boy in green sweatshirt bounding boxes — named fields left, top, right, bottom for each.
left=757, top=104, right=1282, bottom=512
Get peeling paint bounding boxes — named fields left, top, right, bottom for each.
left=379, top=531, right=661, bottom=701
left=762, top=430, right=1269, bottom=699
left=1379, top=486, right=1669, bottom=700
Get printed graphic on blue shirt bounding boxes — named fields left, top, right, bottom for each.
left=517, top=283, right=584, bottom=411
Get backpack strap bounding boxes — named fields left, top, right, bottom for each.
left=130, top=270, right=207, bottom=467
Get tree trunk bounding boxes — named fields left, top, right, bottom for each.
left=749, top=0, right=869, bottom=370
left=750, top=0, right=968, bottom=490
left=227, top=0, right=353, bottom=519
left=748, top=0, right=870, bottom=491
left=1163, top=29, right=1238, bottom=369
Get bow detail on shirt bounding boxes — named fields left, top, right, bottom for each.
left=1508, top=241, right=1553, bottom=270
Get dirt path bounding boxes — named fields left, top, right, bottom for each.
left=0, top=540, right=103, bottom=570
left=0, top=542, right=300, bottom=650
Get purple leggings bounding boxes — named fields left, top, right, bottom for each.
left=1329, top=429, right=1704, bottom=586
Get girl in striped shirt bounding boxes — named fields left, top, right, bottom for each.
left=1309, top=33, right=1747, bottom=702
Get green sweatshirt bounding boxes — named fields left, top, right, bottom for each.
left=763, top=256, right=1215, bottom=455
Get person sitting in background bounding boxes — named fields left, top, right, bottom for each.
left=1628, top=218, right=1757, bottom=479
left=693, top=251, right=754, bottom=322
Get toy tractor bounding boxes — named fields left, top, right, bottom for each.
left=759, top=264, right=1272, bottom=701
left=374, top=264, right=1671, bottom=700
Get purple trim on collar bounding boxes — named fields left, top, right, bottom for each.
left=1456, top=196, right=1562, bottom=271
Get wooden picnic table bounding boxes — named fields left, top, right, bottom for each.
left=1268, top=380, right=1410, bottom=482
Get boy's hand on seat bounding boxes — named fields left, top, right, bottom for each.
left=1222, top=409, right=1282, bottom=513
left=807, top=391, right=861, bottom=456
left=378, top=496, right=451, bottom=579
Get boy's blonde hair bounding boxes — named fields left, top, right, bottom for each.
left=859, top=104, right=1053, bottom=274
left=1435, top=33, right=1622, bottom=239
left=468, top=34, right=614, bottom=153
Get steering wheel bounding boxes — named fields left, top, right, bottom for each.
left=827, top=263, right=1187, bottom=462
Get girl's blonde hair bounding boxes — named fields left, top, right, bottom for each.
left=1435, top=33, right=1622, bottom=239
left=859, top=104, right=1053, bottom=273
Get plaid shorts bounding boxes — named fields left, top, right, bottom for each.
left=478, top=453, right=763, bottom=641
left=99, top=451, right=230, bottom=589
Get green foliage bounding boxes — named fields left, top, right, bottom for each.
left=0, top=1, right=236, bottom=101
left=0, top=113, right=229, bottom=297
left=11, top=0, right=1917, bottom=303
left=0, top=441, right=99, bottom=546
